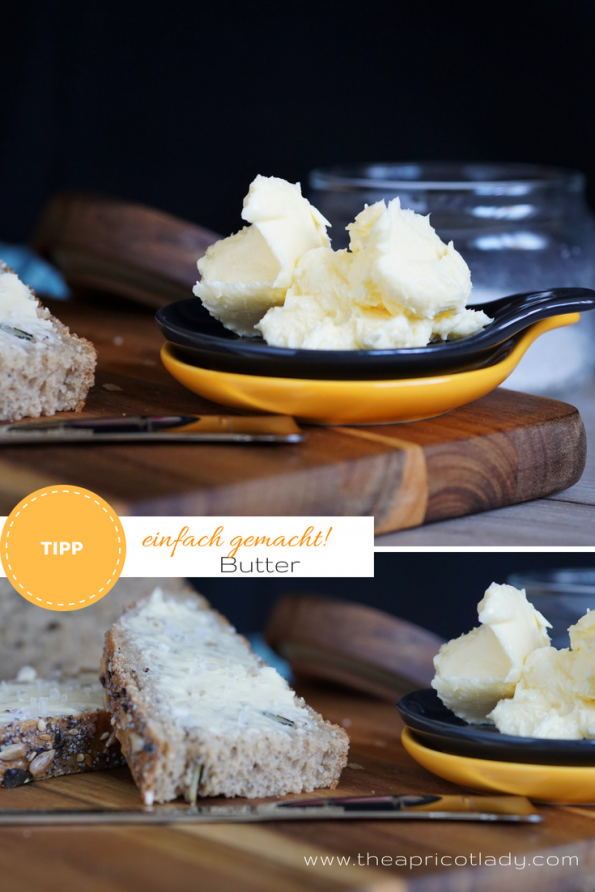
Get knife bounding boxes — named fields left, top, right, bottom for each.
left=0, top=415, right=304, bottom=445
left=0, top=794, right=542, bottom=824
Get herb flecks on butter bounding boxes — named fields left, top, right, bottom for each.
left=120, top=588, right=312, bottom=739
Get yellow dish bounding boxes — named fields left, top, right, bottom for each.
left=402, top=727, right=595, bottom=804
left=161, top=314, right=579, bottom=425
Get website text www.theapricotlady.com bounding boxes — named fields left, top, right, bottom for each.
left=304, top=852, right=578, bottom=870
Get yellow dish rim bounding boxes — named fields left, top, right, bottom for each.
left=161, top=313, right=579, bottom=424
left=401, top=726, right=595, bottom=803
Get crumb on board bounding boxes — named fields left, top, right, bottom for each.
left=102, top=383, right=123, bottom=392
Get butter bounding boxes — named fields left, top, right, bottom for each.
left=256, top=197, right=490, bottom=350
left=431, top=583, right=551, bottom=723
left=489, top=610, right=595, bottom=739
left=346, top=199, right=472, bottom=319
left=567, top=607, right=595, bottom=653
left=0, top=672, right=106, bottom=724
left=0, top=268, right=53, bottom=337
left=194, top=177, right=491, bottom=349
left=193, top=176, right=330, bottom=336
left=122, top=588, right=313, bottom=737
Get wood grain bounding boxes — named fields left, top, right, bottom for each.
left=379, top=382, right=595, bottom=545
left=265, top=594, right=444, bottom=700
left=1, top=681, right=594, bottom=891
left=33, top=193, right=219, bottom=309
left=0, top=295, right=586, bottom=534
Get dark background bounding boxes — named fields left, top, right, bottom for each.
left=1, top=0, right=595, bottom=244
left=190, top=552, right=595, bottom=637
left=2, top=4, right=594, bottom=639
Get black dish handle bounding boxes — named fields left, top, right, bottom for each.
left=471, top=287, right=595, bottom=350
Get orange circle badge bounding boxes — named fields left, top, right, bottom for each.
left=1, top=486, right=126, bottom=611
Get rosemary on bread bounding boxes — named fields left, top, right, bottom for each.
left=102, top=588, right=349, bottom=804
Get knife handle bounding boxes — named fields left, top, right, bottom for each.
left=279, top=795, right=441, bottom=811
left=276, top=793, right=539, bottom=817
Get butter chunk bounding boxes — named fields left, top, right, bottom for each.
left=346, top=199, right=473, bottom=320
left=257, top=246, right=438, bottom=350
left=431, top=583, right=551, bottom=724
left=0, top=269, right=53, bottom=336
left=489, top=609, right=595, bottom=739
left=193, top=175, right=330, bottom=336
left=569, top=608, right=595, bottom=653
left=257, top=197, right=491, bottom=350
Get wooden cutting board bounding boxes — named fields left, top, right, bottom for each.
left=0, top=295, right=585, bottom=531
left=33, top=193, right=220, bottom=309
left=266, top=594, right=445, bottom=700
left=1, top=682, right=594, bottom=892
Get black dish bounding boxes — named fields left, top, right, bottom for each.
left=397, top=688, right=595, bottom=766
left=155, top=288, right=595, bottom=381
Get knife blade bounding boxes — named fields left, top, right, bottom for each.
left=0, top=415, right=304, bottom=445
left=0, top=794, right=542, bottom=824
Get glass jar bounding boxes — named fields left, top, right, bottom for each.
left=507, top=568, right=595, bottom=648
left=309, top=162, right=595, bottom=394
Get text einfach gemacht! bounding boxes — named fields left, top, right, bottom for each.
left=126, top=517, right=374, bottom=577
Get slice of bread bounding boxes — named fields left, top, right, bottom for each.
left=0, top=260, right=96, bottom=422
left=101, top=587, right=349, bottom=804
left=0, top=578, right=194, bottom=681
left=0, top=670, right=124, bottom=788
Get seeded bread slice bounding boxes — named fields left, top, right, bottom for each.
left=0, top=577, right=194, bottom=681
left=0, top=260, right=96, bottom=422
left=0, top=671, right=124, bottom=789
left=101, top=588, right=349, bottom=804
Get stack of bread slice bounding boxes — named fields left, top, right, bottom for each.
left=0, top=581, right=350, bottom=802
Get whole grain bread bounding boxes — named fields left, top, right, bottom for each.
left=0, top=260, right=96, bottom=422
left=0, top=672, right=124, bottom=789
left=101, top=587, right=349, bottom=804
left=0, top=578, right=192, bottom=681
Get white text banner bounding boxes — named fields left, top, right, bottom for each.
left=0, top=516, right=374, bottom=578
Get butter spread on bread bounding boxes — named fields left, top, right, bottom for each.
left=0, top=670, right=124, bottom=788
left=0, top=260, right=96, bottom=422
left=102, top=588, right=349, bottom=804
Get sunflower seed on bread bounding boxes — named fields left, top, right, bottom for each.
left=0, top=671, right=124, bottom=788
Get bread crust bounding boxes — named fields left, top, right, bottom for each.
left=101, top=589, right=349, bottom=803
left=0, top=259, right=96, bottom=420
left=0, top=706, right=124, bottom=788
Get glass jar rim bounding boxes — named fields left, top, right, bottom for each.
left=507, top=568, right=595, bottom=596
left=309, top=162, right=585, bottom=194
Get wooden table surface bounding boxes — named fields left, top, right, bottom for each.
left=1, top=681, right=594, bottom=892
left=379, top=382, right=595, bottom=546
left=0, top=294, right=591, bottom=545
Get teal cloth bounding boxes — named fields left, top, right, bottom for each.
left=246, top=633, right=292, bottom=681
left=0, top=243, right=69, bottom=299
